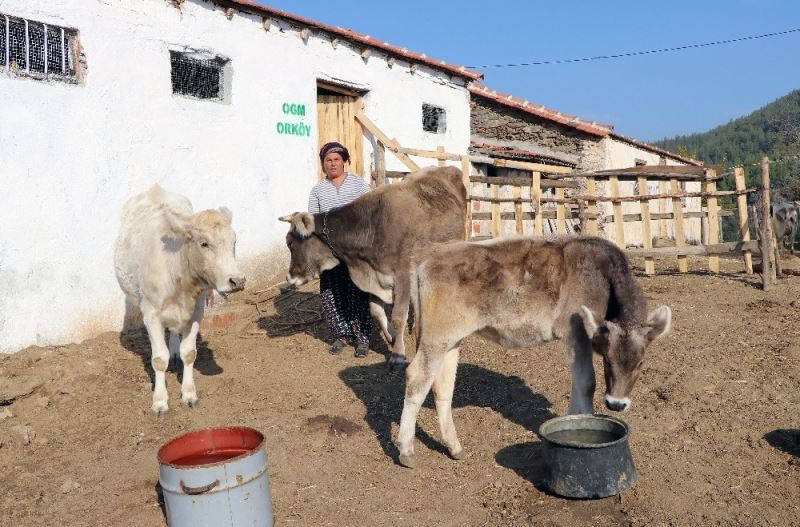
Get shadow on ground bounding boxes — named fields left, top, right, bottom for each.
left=339, top=361, right=555, bottom=465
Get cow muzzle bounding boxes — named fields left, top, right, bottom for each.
left=604, top=394, right=631, bottom=412
left=217, top=274, right=246, bottom=297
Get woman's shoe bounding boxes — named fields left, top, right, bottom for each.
left=330, top=338, right=347, bottom=355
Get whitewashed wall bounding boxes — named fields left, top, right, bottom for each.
left=0, top=0, right=471, bottom=352
left=599, top=137, right=702, bottom=246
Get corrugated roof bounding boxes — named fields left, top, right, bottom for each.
left=469, top=83, right=614, bottom=137
left=217, top=0, right=483, bottom=81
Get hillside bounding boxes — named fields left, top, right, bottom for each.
left=656, top=90, right=800, bottom=200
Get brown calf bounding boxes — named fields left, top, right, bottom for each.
left=396, top=236, right=672, bottom=468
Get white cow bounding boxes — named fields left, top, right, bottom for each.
left=114, top=185, right=245, bottom=414
left=771, top=202, right=799, bottom=255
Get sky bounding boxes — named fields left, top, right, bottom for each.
left=256, top=0, right=800, bottom=142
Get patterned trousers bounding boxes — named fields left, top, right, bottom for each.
left=320, top=263, right=372, bottom=346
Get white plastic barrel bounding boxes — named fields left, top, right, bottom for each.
left=157, top=427, right=273, bottom=527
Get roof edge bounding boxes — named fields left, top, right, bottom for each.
left=214, top=0, right=484, bottom=81
left=608, top=132, right=703, bottom=166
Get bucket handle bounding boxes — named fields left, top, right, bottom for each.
left=180, top=479, right=219, bottom=495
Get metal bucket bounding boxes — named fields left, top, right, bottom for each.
left=158, top=427, right=273, bottom=527
left=538, top=414, right=636, bottom=499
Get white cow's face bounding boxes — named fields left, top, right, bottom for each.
left=171, top=207, right=246, bottom=296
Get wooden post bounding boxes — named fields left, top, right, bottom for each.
left=491, top=184, right=501, bottom=238
left=705, top=170, right=720, bottom=273
left=658, top=180, right=669, bottom=239
left=461, top=155, right=471, bottom=240
left=437, top=146, right=445, bottom=167
left=375, top=140, right=386, bottom=186
left=586, top=176, right=599, bottom=236
left=610, top=175, right=625, bottom=248
left=533, top=171, right=543, bottom=236
left=514, top=186, right=524, bottom=234
left=638, top=176, right=655, bottom=275
left=671, top=178, right=688, bottom=273
left=734, top=167, right=753, bottom=274
left=556, top=187, right=566, bottom=234
left=760, top=157, right=774, bottom=289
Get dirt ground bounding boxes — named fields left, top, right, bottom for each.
left=1, top=255, right=799, bottom=527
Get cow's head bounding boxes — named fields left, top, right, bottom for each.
left=163, top=206, right=246, bottom=296
left=279, top=212, right=340, bottom=286
left=774, top=204, right=798, bottom=236
left=580, top=305, right=672, bottom=412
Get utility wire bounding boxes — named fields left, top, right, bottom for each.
left=467, top=28, right=800, bottom=69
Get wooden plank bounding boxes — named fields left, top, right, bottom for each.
left=586, top=176, right=598, bottom=236
left=468, top=175, right=579, bottom=188
left=638, top=176, right=655, bottom=275
left=353, top=111, right=421, bottom=171
left=375, top=141, right=386, bottom=186
left=671, top=178, right=688, bottom=273
left=705, top=172, right=720, bottom=273
left=514, top=186, right=523, bottom=234
left=759, top=158, right=775, bottom=288
left=734, top=167, right=753, bottom=274
left=491, top=184, right=501, bottom=238
left=473, top=211, right=586, bottom=221
left=461, top=155, right=472, bottom=240
left=658, top=180, right=668, bottom=239
left=604, top=210, right=733, bottom=222
left=437, top=146, right=446, bottom=167
left=392, top=147, right=575, bottom=174
left=532, top=171, right=543, bottom=236
left=627, top=240, right=761, bottom=258
left=556, top=187, right=566, bottom=234
left=610, top=175, right=625, bottom=248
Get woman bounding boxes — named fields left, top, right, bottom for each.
left=309, top=141, right=373, bottom=357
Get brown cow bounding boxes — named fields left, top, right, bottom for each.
left=396, top=236, right=672, bottom=468
left=279, top=166, right=466, bottom=368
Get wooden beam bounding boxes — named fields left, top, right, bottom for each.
left=626, top=240, right=761, bottom=258
left=533, top=172, right=543, bottom=236
left=610, top=175, right=625, bottom=248
left=437, top=146, right=446, bottom=167
left=556, top=187, right=566, bottom=234
left=354, top=111, right=421, bottom=171
left=734, top=167, right=753, bottom=274
left=705, top=171, right=720, bottom=273
left=760, top=158, right=776, bottom=288
left=491, top=184, right=501, bottom=238
left=468, top=175, right=579, bottom=188
left=638, top=176, right=655, bottom=275
left=671, top=177, right=688, bottom=273
left=514, top=186, right=524, bottom=234
left=586, top=176, right=598, bottom=236
left=461, top=155, right=472, bottom=240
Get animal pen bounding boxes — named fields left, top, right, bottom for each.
left=358, top=115, right=779, bottom=288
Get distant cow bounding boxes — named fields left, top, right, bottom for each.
left=395, top=237, right=672, bottom=468
left=114, top=185, right=245, bottom=414
left=279, top=166, right=466, bottom=369
left=771, top=202, right=799, bottom=254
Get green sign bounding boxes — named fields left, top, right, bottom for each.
left=277, top=102, right=311, bottom=137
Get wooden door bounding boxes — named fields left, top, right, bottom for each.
left=316, top=94, right=364, bottom=179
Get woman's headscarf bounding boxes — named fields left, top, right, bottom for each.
left=319, top=141, right=350, bottom=164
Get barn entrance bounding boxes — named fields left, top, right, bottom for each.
left=316, top=81, right=366, bottom=180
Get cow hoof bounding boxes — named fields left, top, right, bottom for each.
left=387, top=354, right=408, bottom=372
left=182, top=394, right=199, bottom=407
left=450, top=448, right=465, bottom=460
left=398, top=453, right=416, bottom=469
left=151, top=402, right=169, bottom=416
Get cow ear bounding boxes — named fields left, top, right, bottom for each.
left=294, top=212, right=315, bottom=238
left=645, top=305, right=672, bottom=343
left=160, top=206, right=193, bottom=240
left=218, top=207, right=232, bottom=225
left=579, top=306, right=600, bottom=339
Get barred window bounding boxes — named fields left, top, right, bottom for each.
left=0, top=14, right=77, bottom=80
left=422, top=103, right=446, bottom=134
left=170, top=51, right=228, bottom=101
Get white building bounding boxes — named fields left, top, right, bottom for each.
left=0, top=0, right=481, bottom=352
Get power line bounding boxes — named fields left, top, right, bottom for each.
left=467, top=27, right=800, bottom=69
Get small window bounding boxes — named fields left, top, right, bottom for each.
left=422, top=103, right=446, bottom=133
left=0, top=14, right=78, bottom=81
left=170, top=50, right=229, bottom=101
left=634, top=158, right=647, bottom=166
